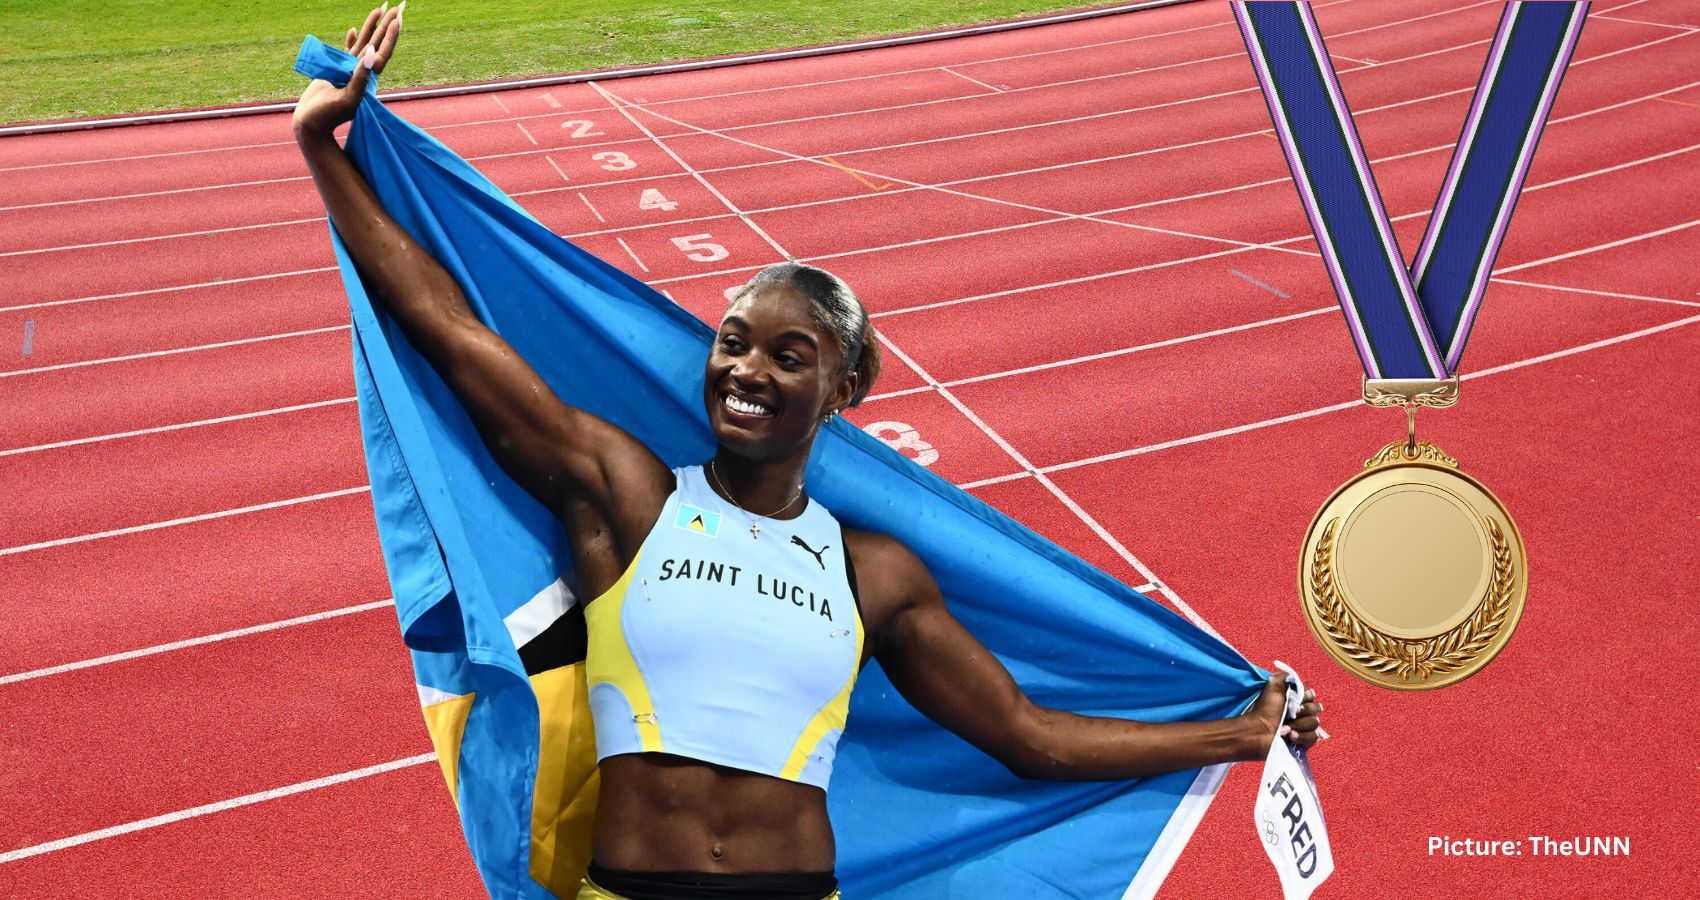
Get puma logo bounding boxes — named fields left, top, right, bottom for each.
left=790, top=535, right=829, bottom=570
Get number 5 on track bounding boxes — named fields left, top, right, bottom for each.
left=671, top=234, right=729, bottom=262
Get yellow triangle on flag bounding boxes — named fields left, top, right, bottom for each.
left=687, top=515, right=706, bottom=531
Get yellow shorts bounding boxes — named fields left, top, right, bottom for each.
left=577, top=876, right=842, bottom=900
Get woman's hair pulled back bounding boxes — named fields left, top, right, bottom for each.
left=729, top=262, right=882, bottom=407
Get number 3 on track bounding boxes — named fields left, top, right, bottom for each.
left=863, top=421, right=938, bottom=467
left=593, top=151, right=636, bottom=171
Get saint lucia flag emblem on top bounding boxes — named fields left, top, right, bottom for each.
left=675, top=504, right=721, bottom=537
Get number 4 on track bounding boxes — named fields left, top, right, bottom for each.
left=639, top=188, right=679, bottom=212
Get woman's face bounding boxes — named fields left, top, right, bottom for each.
left=704, top=284, right=854, bottom=462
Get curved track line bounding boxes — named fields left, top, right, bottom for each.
left=0, top=0, right=1448, bottom=176
left=0, top=0, right=1202, bottom=138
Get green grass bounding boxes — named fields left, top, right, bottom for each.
left=0, top=1, right=1107, bottom=124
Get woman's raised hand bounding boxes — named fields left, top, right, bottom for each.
left=292, top=3, right=405, bottom=137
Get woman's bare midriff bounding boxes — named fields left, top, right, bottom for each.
left=592, top=753, right=837, bottom=873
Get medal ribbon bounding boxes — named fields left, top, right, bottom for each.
left=1233, top=1, right=1588, bottom=379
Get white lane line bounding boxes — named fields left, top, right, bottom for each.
left=0, top=177, right=311, bottom=212
left=939, top=66, right=1005, bottom=93
left=578, top=191, right=606, bottom=223
left=492, top=94, right=511, bottom=115
left=515, top=121, right=538, bottom=146
left=1591, top=14, right=1699, bottom=32
left=613, top=236, right=649, bottom=271
left=0, top=599, right=396, bottom=686
left=0, top=487, right=371, bottom=558
left=0, top=324, right=348, bottom=379
left=1493, top=218, right=1700, bottom=275
left=0, top=139, right=294, bottom=173
left=0, top=753, right=436, bottom=864
left=0, top=267, right=337, bottom=314
left=864, top=307, right=1338, bottom=402
left=1489, top=277, right=1700, bottom=309
left=0, top=217, right=319, bottom=258
left=544, top=154, right=571, bottom=184
left=0, top=398, right=357, bottom=458
left=1013, top=312, right=1700, bottom=482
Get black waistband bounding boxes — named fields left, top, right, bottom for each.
left=586, top=862, right=837, bottom=900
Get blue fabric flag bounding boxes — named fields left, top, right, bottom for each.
left=295, top=36, right=1267, bottom=899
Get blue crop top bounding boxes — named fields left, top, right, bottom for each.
left=582, top=465, right=864, bottom=790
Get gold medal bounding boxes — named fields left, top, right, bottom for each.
left=1298, top=380, right=1526, bottom=690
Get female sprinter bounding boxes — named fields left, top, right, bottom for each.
left=295, top=7, right=1323, bottom=899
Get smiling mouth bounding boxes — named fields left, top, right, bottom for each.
left=722, top=392, right=774, bottom=418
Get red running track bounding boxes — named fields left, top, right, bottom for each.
left=2, top=0, right=1698, bottom=896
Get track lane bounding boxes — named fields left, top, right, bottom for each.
left=0, top=402, right=364, bottom=552
left=0, top=612, right=428, bottom=853
left=0, top=328, right=352, bottom=452
left=0, top=493, right=388, bottom=675
left=0, top=760, right=481, bottom=900
left=940, top=281, right=1694, bottom=472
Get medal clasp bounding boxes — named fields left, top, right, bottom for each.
left=1362, top=376, right=1460, bottom=409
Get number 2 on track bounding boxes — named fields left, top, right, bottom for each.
left=560, top=120, right=604, bottom=138
left=864, top=421, right=939, bottom=467
left=639, top=188, right=679, bottom=212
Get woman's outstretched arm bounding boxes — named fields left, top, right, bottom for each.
left=293, top=5, right=667, bottom=512
left=854, top=531, right=1321, bottom=781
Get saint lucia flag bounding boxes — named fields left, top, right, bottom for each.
left=296, top=36, right=1266, bottom=900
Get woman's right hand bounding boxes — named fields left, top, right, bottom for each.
left=293, top=3, right=404, bottom=138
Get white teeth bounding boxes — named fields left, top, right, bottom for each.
left=724, top=394, right=772, bottom=417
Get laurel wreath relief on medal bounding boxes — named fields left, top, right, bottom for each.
left=1310, top=516, right=1515, bottom=682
